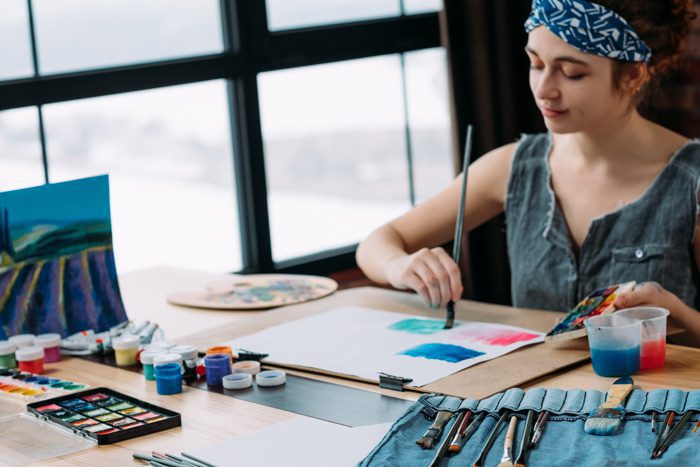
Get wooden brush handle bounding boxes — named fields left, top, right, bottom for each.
left=504, top=416, right=517, bottom=453
left=601, top=382, right=633, bottom=408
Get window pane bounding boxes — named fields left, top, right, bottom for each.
left=259, top=56, right=411, bottom=262
left=43, top=81, right=240, bottom=274
left=404, top=48, right=453, bottom=202
left=266, top=0, right=400, bottom=31
left=0, top=0, right=33, bottom=80
left=34, top=0, right=223, bottom=75
left=0, top=107, right=44, bottom=191
left=403, top=0, right=443, bottom=14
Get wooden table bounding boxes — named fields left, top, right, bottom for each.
left=13, top=267, right=700, bottom=465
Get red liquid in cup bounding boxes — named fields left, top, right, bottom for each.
left=640, top=338, right=666, bottom=370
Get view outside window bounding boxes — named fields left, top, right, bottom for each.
left=404, top=48, right=453, bottom=203
left=0, top=0, right=33, bottom=80
left=259, top=52, right=452, bottom=262
left=0, top=107, right=44, bottom=191
left=33, top=0, right=223, bottom=74
left=43, top=81, right=240, bottom=274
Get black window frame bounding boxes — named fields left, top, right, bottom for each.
left=0, top=0, right=441, bottom=275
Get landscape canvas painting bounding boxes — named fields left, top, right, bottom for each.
left=228, top=307, right=544, bottom=386
left=0, top=176, right=127, bottom=339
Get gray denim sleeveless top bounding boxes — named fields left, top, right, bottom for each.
left=505, top=133, right=700, bottom=312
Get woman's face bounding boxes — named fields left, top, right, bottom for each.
left=526, top=26, right=632, bottom=134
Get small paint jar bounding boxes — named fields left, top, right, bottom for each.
left=0, top=341, right=17, bottom=369
left=9, top=334, right=35, bottom=349
left=153, top=353, right=183, bottom=373
left=206, top=346, right=235, bottom=362
left=34, top=333, right=62, bottom=363
left=154, top=362, right=182, bottom=395
left=139, top=349, right=166, bottom=381
left=16, top=346, right=45, bottom=374
left=232, top=360, right=261, bottom=375
left=204, top=353, right=231, bottom=386
left=111, top=334, right=140, bottom=367
left=171, top=345, right=198, bottom=382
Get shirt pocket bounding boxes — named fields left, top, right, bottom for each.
left=609, top=244, right=690, bottom=298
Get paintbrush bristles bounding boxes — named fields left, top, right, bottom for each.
left=584, top=377, right=633, bottom=436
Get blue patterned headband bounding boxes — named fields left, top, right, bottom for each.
left=525, top=0, right=651, bottom=63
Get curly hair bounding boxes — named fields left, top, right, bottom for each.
left=595, top=0, right=697, bottom=99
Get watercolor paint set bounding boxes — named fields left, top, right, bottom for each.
left=0, top=368, right=88, bottom=399
left=544, top=281, right=636, bottom=343
left=26, top=387, right=181, bottom=444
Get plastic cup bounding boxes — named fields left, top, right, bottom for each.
left=615, top=307, right=669, bottom=370
left=585, top=314, right=641, bottom=377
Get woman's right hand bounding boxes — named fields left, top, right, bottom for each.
left=384, top=247, right=463, bottom=310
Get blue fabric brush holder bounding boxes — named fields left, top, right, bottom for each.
left=360, top=388, right=700, bottom=466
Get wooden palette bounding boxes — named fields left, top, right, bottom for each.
left=166, top=274, right=339, bottom=310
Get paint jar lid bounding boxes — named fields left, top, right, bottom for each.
left=0, top=340, right=17, bottom=355
left=233, top=360, right=261, bottom=375
left=255, top=370, right=286, bottom=387
left=16, top=346, right=45, bottom=361
left=112, top=334, right=140, bottom=350
left=35, top=333, right=62, bottom=348
left=9, top=334, right=35, bottom=348
left=222, top=373, right=253, bottom=389
left=140, top=349, right=166, bottom=365
left=153, top=352, right=183, bottom=367
left=171, top=345, right=198, bottom=360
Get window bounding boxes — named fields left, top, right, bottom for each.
left=0, top=0, right=33, bottom=80
left=34, top=0, right=223, bottom=74
left=0, top=1, right=443, bottom=274
left=0, top=107, right=44, bottom=191
left=44, top=81, right=239, bottom=273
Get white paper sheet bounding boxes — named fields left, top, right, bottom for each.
left=227, top=306, right=544, bottom=386
left=188, top=418, right=391, bottom=467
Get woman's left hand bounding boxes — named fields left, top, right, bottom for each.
left=613, top=281, right=684, bottom=318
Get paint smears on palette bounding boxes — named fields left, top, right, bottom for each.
left=27, top=387, right=181, bottom=444
left=228, top=307, right=545, bottom=387
left=0, top=368, right=88, bottom=400
left=166, top=274, right=338, bottom=310
left=544, top=281, right=636, bottom=343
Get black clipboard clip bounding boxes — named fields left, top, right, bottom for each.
left=379, top=372, right=413, bottom=391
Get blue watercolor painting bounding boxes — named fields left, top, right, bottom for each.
left=388, top=318, right=448, bottom=335
left=399, top=343, right=485, bottom=363
left=0, top=176, right=128, bottom=339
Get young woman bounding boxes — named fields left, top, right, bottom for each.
left=356, top=0, right=700, bottom=345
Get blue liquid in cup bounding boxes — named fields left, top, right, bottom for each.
left=590, top=346, right=640, bottom=377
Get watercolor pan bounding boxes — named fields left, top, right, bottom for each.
left=0, top=369, right=88, bottom=400
left=27, top=387, right=181, bottom=445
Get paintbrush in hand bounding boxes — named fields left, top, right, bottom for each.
left=584, top=376, right=634, bottom=435
left=444, top=124, right=473, bottom=329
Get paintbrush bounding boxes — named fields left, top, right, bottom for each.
left=528, top=410, right=548, bottom=448
left=444, top=124, right=473, bottom=329
left=652, top=411, right=675, bottom=455
left=652, top=410, right=693, bottom=459
left=497, top=415, right=518, bottom=467
left=447, top=410, right=472, bottom=453
left=583, top=376, right=634, bottom=435
left=514, top=410, right=535, bottom=467
left=473, top=411, right=508, bottom=467
left=450, top=412, right=486, bottom=454
left=429, top=410, right=467, bottom=467
left=417, top=410, right=454, bottom=449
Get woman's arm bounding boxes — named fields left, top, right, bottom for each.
left=356, top=142, right=517, bottom=308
